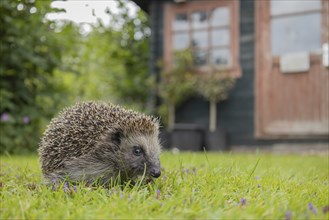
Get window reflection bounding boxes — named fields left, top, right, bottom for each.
left=173, top=32, right=189, bottom=51
left=271, top=13, right=321, bottom=55
left=271, top=0, right=321, bottom=16
left=173, top=13, right=189, bottom=31
left=210, top=7, right=229, bottom=27
left=193, top=50, right=208, bottom=67
left=192, top=31, right=208, bottom=49
left=211, top=29, right=230, bottom=47
left=191, top=11, right=208, bottom=29
left=210, top=49, right=230, bottom=66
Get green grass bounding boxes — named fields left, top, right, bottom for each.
left=1, top=152, right=328, bottom=219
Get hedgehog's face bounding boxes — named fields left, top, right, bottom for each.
left=118, top=132, right=162, bottom=180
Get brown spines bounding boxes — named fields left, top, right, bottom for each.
left=38, top=101, right=160, bottom=174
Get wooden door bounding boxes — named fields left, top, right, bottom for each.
left=255, top=0, right=329, bottom=138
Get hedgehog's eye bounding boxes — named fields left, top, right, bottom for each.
left=133, top=146, right=144, bottom=156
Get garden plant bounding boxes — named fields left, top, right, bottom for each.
left=158, top=50, right=197, bottom=130
left=196, top=69, right=235, bottom=132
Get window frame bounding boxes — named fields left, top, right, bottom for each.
left=164, top=0, right=241, bottom=77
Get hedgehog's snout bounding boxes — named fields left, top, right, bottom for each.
left=150, top=167, right=161, bottom=178
left=148, top=159, right=161, bottom=178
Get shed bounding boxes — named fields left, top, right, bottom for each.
left=133, top=0, right=329, bottom=147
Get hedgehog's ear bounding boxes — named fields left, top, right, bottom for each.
left=112, top=129, right=123, bottom=147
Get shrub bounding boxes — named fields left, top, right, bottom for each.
left=196, top=70, right=235, bottom=131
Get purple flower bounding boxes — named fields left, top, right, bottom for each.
left=184, top=168, right=189, bottom=173
left=257, top=184, right=261, bottom=188
left=63, top=182, right=68, bottom=193
left=285, top=211, right=292, bottom=220
left=308, top=203, right=317, bottom=215
left=240, top=198, right=246, bottom=206
left=162, top=175, right=167, bottom=181
left=73, top=186, right=77, bottom=192
left=23, top=116, right=30, bottom=124
left=156, top=189, right=161, bottom=199
left=0, top=113, right=10, bottom=122
left=308, top=203, right=314, bottom=209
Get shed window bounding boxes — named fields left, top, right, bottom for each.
left=191, top=11, right=208, bottom=29
left=173, top=13, right=189, bottom=31
left=170, top=6, right=231, bottom=68
left=173, top=32, right=189, bottom=50
left=210, top=7, right=230, bottom=27
left=165, top=0, right=240, bottom=76
left=270, top=0, right=322, bottom=55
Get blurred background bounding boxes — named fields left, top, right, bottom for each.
left=1, top=0, right=328, bottom=154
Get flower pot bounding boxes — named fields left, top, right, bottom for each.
left=205, top=129, right=229, bottom=151
left=170, top=123, right=204, bottom=151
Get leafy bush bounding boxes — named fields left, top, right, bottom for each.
left=196, top=70, right=235, bottom=131
left=158, top=50, right=197, bottom=129
left=0, top=0, right=153, bottom=154
left=0, top=0, right=66, bottom=154
left=196, top=70, right=235, bottom=103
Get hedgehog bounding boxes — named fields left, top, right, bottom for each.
left=38, top=101, right=162, bottom=185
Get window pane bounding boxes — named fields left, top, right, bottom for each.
left=210, top=7, right=230, bottom=27
left=173, top=32, right=189, bottom=51
left=191, top=31, right=208, bottom=49
left=271, top=0, right=321, bottom=16
left=211, top=29, right=229, bottom=47
left=191, top=11, right=208, bottom=29
left=173, top=13, right=188, bottom=31
left=210, top=49, right=230, bottom=66
left=271, top=13, right=321, bottom=55
left=193, top=50, right=208, bottom=67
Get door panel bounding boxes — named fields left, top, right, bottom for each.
left=255, top=0, right=329, bottom=138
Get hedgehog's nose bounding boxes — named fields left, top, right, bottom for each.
left=150, top=168, right=161, bottom=178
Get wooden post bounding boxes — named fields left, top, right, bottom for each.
left=168, top=102, right=175, bottom=131
left=209, top=100, right=217, bottom=132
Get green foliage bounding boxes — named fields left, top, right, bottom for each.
left=53, top=22, right=118, bottom=104
left=0, top=0, right=66, bottom=154
left=196, top=70, right=236, bottom=103
left=0, top=0, right=153, bottom=154
left=158, top=50, right=197, bottom=126
left=51, top=2, right=152, bottom=112
left=107, top=5, right=153, bottom=111
left=159, top=50, right=197, bottom=105
left=1, top=153, right=328, bottom=219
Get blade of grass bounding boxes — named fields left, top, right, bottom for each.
left=247, top=158, right=260, bottom=180
left=135, top=163, right=147, bottom=190
left=203, top=147, right=210, bottom=167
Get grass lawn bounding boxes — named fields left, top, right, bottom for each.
left=1, top=152, right=328, bottom=219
